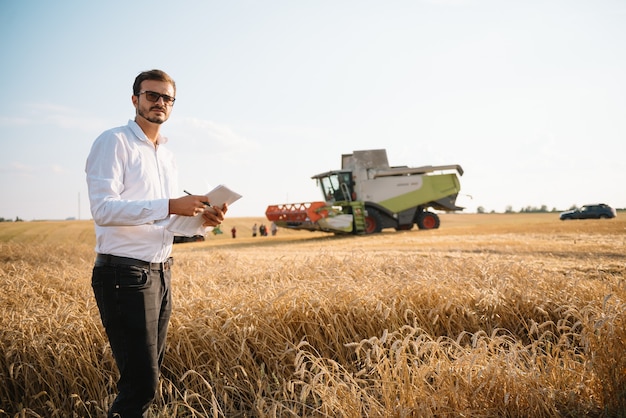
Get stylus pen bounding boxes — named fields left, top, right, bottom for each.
left=183, top=190, right=212, bottom=207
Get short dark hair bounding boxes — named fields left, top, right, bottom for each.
left=133, top=69, right=176, bottom=96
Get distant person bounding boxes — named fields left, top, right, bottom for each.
left=252, top=223, right=258, bottom=237
left=271, top=221, right=277, bottom=236
left=85, top=69, right=227, bottom=418
left=259, top=224, right=266, bottom=237
left=231, top=226, right=237, bottom=238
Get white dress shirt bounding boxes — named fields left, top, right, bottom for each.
left=85, top=120, right=178, bottom=262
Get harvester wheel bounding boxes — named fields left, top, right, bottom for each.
left=364, top=209, right=383, bottom=234
left=416, top=211, right=440, bottom=230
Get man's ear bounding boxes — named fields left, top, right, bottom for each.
left=131, top=94, right=138, bottom=109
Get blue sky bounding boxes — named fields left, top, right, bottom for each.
left=1, top=0, right=625, bottom=220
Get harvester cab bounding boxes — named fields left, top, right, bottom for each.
left=266, top=149, right=464, bottom=235
left=316, top=171, right=354, bottom=203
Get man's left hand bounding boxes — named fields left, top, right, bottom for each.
left=201, top=203, right=227, bottom=227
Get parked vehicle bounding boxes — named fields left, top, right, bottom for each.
left=173, top=234, right=205, bottom=243
left=559, top=204, right=616, bottom=220
left=266, top=149, right=463, bottom=234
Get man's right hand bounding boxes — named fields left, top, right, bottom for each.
left=168, top=195, right=211, bottom=217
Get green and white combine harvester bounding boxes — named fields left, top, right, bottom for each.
left=265, top=149, right=464, bottom=234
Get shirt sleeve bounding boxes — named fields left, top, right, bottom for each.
left=85, top=130, right=170, bottom=226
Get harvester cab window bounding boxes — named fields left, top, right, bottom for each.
left=320, top=172, right=353, bottom=202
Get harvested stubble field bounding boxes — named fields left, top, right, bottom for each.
left=0, top=213, right=625, bottom=417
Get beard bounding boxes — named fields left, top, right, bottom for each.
left=137, top=106, right=168, bottom=124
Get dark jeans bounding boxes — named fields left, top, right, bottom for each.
left=92, top=258, right=173, bottom=418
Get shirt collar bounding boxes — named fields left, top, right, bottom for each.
left=127, top=119, right=169, bottom=145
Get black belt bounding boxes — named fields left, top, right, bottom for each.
left=95, top=254, right=174, bottom=271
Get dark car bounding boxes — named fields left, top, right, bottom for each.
left=559, top=204, right=616, bottom=220
left=173, top=234, right=206, bottom=244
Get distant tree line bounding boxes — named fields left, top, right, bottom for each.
left=476, top=205, right=578, bottom=214
left=2, top=205, right=622, bottom=220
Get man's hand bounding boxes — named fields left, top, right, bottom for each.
left=201, top=203, right=227, bottom=228
left=169, top=195, right=214, bottom=217
left=168, top=195, right=228, bottom=227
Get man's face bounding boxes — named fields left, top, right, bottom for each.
left=132, top=80, right=175, bottom=125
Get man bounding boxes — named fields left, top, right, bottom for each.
left=85, top=69, right=226, bottom=417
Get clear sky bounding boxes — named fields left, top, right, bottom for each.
left=1, top=0, right=625, bottom=221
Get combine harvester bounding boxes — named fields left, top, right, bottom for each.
left=266, top=149, right=464, bottom=234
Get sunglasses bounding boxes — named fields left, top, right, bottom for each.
left=137, top=90, right=176, bottom=105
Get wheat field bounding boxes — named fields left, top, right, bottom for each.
left=0, top=213, right=624, bottom=417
